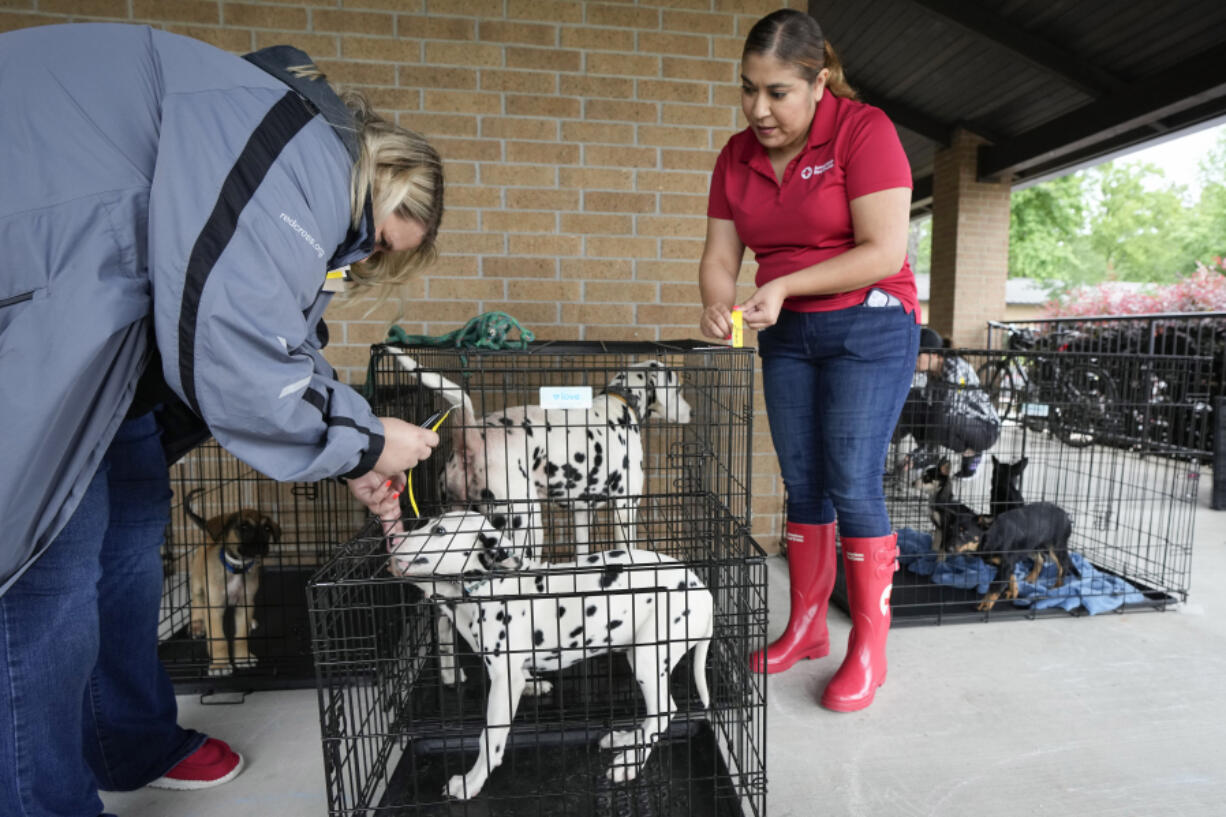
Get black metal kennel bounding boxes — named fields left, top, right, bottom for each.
left=308, top=498, right=767, bottom=817
left=365, top=340, right=757, bottom=554
left=839, top=343, right=1206, bottom=625
left=307, top=340, right=765, bottom=816
left=159, top=440, right=368, bottom=692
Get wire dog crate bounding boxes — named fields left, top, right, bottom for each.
left=836, top=344, right=1206, bottom=625
left=159, top=440, right=368, bottom=691
left=307, top=340, right=764, bottom=815
left=365, top=340, right=756, bottom=556
left=309, top=496, right=767, bottom=817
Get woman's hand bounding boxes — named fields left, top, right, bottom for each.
left=739, top=279, right=788, bottom=330
left=347, top=469, right=406, bottom=536
left=374, top=416, right=440, bottom=474
left=351, top=417, right=439, bottom=537
left=700, top=302, right=735, bottom=340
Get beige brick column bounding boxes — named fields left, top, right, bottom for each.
left=928, top=129, right=1011, bottom=348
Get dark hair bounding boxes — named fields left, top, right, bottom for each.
left=919, top=327, right=944, bottom=350
left=742, top=8, right=857, bottom=100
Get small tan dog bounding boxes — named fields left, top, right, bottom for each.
left=185, top=488, right=280, bottom=677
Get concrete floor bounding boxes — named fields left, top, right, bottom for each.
left=104, top=478, right=1226, bottom=817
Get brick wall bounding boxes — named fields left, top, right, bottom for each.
left=2, top=0, right=799, bottom=547
left=929, top=129, right=1011, bottom=348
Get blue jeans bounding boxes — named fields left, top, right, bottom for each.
left=759, top=305, right=920, bottom=538
left=0, top=413, right=203, bottom=817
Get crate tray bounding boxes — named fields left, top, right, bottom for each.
left=377, top=719, right=746, bottom=817
left=832, top=558, right=1177, bottom=626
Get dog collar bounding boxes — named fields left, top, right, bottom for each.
left=463, top=575, right=493, bottom=596
left=462, top=563, right=520, bottom=596
left=601, top=385, right=641, bottom=421
left=219, top=547, right=257, bottom=575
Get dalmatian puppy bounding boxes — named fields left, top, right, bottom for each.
left=388, top=350, right=692, bottom=558
left=387, top=509, right=526, bottom=689
left=387, top=509, right=713, bottom=800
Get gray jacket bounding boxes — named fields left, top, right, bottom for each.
left=0, top=24, right=384, bottom=595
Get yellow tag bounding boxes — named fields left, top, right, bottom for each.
left=322, top=266, right=351, bottom=293
left=407, top=408, right=453, bottom=518
left=730, top=306, right=743, bottom=348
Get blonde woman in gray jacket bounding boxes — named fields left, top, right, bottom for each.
left=0, top=24, right=443, bottom=813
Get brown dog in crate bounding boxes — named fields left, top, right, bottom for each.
left=388, top=351, right=692, bottom=558
left=184, top=488, right=281, bottom=676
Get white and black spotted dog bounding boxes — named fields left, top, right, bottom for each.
left=387, top=509, right=713, bottom=800
left=389, top=351, right=693, bottom=557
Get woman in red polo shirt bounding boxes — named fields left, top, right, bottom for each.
left=699, top=8, right=920, bottom=712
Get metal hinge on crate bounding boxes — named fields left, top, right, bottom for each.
left=291, top=484, right=319, bottom=501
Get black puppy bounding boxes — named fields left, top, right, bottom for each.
left=988, top=455, right=1028, bottom=519
left=915, top=460, right=985, bottom=556
left=957, top=501, right=1077, bottom=612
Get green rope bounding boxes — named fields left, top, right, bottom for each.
left=383, top=311, right=535, bottom=351
left=365, top=311, right=536, bottom=398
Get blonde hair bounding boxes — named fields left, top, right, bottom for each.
left=341, top=89, right=444, bottom=288
left=743, top=8, right=858, bottom=100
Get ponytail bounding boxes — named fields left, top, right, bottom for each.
left=823, top=41, right=857, bottom=100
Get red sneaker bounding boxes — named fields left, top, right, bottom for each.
left=147, top=738, right=244, bottom=790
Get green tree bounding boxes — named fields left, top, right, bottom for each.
left=1009, top=171, right=1093, bottom=285
left=907, top=216, right=931, bottom=277
left=1186, top=131, right=1226, bottom=266
left=1084, top=160, right=1191, bottom=282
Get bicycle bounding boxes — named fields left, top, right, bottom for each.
left=977, top=321, right=1116, bottom=448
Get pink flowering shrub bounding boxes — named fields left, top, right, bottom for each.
left=1044, top=258, right=1226, bottom=317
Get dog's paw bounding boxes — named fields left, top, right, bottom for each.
left=207, top=664, right=234, bottom=677
left=598, top=729, right=638, bottom=750
left=446, top=772, right=484, bottom=800
left=232, top=656, right=258, bottom=670
left=524, top=678, right=553, bottom=696
left=440, top=666, right=467, bottom=686
left=607, top=748, right=646, bottom=783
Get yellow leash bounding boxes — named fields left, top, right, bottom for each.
left=406, top=407, right=452, bottom=518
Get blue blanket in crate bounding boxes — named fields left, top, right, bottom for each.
left=896, top=528, right=1149, bottom=615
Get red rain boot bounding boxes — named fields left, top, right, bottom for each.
left=750, top=521, right=838, bottom=674
left=820, top=533, right=899, bottom=712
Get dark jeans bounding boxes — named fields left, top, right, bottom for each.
left=0, top=413, right=203, bottom=817
left=759, top=305, right=920, bottom=538
left=898, top=390, right=1001, bottom=454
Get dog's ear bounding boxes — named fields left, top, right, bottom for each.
left=461, top=425, right=487, bottom=473
left=645, top=361, right=691, bottom=424
left=463, top=543, right=492, bottom=575
left=203, top=513, right=231, bottom=544
left=448, top=415, right=487, bottom=465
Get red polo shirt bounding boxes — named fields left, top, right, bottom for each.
left=707, top=92, right=918, bottom=316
